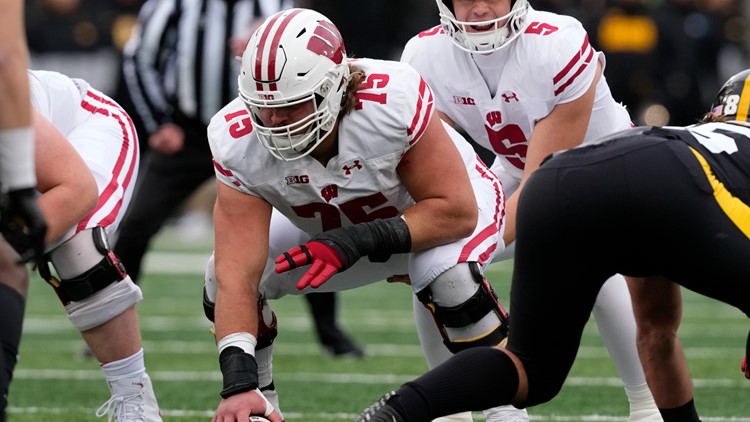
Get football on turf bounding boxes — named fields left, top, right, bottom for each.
left=249, top=417, right=271, bottom=422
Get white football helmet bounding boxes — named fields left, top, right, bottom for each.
left=238, top=8, right=349, bottom=161
left=436, top=0, right=529, bottom=53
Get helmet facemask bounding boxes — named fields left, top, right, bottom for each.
left=436, top=0, right=529, bottom=53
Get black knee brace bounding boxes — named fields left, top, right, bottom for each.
left=417, top=262, right=509, bottom=354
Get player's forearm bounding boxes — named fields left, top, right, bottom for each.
left=403, top=197, right=477, bottom=251
left=502, top=191, right=519, bottom=246
left=37, top=184, right=97, bottom=244
left=0, top=1, right=31, bottom=129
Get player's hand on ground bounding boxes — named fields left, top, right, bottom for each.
left=275, top=241, right=343, bottom=290
left=213, top=388, right=282, bottom=422
left=1, top=188, right=47, bottom=263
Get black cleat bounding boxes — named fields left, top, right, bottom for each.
left=355, top=391, right=405, bottom=422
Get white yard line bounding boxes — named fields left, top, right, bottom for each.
left=8, top=406, right=750, bottom=421
left=13, top=368, right=750, bottom=389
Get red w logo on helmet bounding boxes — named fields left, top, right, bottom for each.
left=307, top=20, right=345, bottom=64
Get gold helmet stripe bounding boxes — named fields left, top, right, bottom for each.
left=736, top=71, right=750, bottom=122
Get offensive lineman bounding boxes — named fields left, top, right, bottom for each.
left=28, top=69, right=161, bottom=422
left=0, top=0, right=47, bottom=418
left=203, top=8, right=509, bottom=421
left=356, top=68, right=750, bottom=422
left=401, top=0, right=659, bottom=420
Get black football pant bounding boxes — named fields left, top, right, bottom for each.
left=509, top=135, right=750, bottom=407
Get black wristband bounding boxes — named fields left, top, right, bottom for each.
left=219, top=346, right=259, bottom=398
left=313, top=217, right=412, bottom=269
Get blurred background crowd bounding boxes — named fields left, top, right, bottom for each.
left=26, top=0, right=749, bottom=122
left=23, top=0, right=750, bottom=237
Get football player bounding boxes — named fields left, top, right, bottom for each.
left=355, top=68, right=750, bottom=422
left=400, top=0, right=659, bottom=420
left=202, top=8, right=510, bottom=421
left=0, top=0, right=47, bottom=417
left=26, top=69, right=161, bottom=422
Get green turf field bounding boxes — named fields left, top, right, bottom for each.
left=8, top=230, right=750, bottom=421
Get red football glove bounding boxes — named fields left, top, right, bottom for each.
left=742, top=355, right=749, bottom=379
left=275, top=241, right=344, bottom=290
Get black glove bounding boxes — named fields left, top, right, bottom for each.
left=1, top=187, right=47, bottom=263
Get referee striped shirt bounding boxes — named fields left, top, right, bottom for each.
left=123, top=0, right=292, bottom=133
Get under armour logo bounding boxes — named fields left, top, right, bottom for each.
left=342, top=160, right=362, bottom=175
left=501, top=92, right=519, bottom=103
left=321, top=185, right=338, bottom=203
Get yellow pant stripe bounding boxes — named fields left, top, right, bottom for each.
left=689, top=147, right=750, bottom=238
left=737, top=73, right=750, bottom=122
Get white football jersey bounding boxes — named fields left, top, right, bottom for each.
left=28, top=70, right=90, bottom=136
left=27, top=69, right=140, bottom=247
left=209, top=58, right=487, bottom=235
left=402, top=7, right=632, bottom=183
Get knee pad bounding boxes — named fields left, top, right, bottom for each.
left=203, top=287, right=216, bottom=322
left=257, top=297, right=278, bottom=350
left=204, top=253, right=217, bottom=319
left=256, top=298, right=279, bottom=414
left=417, top=262, right=508, bottom=354
left=40, top=227, right=142, bottom=331
left=64, top=277, right=142, bottom=331
left=202, top=289, right=278, bottom=349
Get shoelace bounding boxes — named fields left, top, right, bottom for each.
left=95, top=391, right=146, bottom=422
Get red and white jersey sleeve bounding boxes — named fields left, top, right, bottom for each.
left=402, top=7, right=631, bottom=183
left=207, top=58, right=446, bottom=235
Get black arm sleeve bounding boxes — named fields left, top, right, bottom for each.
left=312, top=216, right=412, bottom=270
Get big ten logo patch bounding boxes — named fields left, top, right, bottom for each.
left=286, top=175, right=309, bottom=185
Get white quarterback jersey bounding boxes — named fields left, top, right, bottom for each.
left=28, top=69, right=140, bottom=249
left=402, top=7, right=632, bottom=186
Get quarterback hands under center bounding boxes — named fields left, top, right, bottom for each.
left=275, top=217, right=412, bottom=291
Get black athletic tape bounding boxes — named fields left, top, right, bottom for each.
left=219, top=346, right=259, bottom=398
left=301, top=244, right=313, bottom=264
left=282, top=251, right=296, bottom=269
